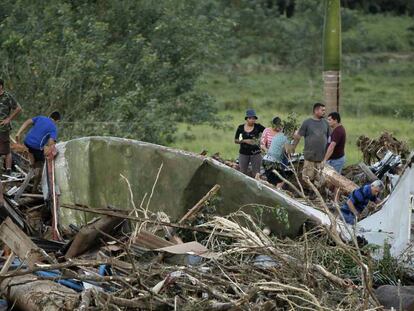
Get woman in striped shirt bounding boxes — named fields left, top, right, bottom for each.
left=260, top=117, right=281, bottom=152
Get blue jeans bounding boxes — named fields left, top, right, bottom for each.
left=327, top=156, right=345, bottom=174
left=340, top=206, right=356, bottom=225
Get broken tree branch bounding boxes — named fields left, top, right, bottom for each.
left=179, top=184, right=220, bottom=224
left=61, top=204, right=239, bottom=239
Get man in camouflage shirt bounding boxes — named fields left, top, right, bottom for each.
left=0, top=79, right=22, bottom=175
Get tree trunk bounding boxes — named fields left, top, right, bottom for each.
left=322, top=165, right=358, bottom=194
left=323, top=70, right=341, bottom=114
left=323, top=0, right=342, bottom=114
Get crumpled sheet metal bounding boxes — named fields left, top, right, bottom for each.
left=54, top=137, right=331, bottom=237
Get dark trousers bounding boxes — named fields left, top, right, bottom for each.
left=239, top=153, right=262, bottom=176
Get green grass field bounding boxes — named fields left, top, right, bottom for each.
left=173, top=57, right=414, bottom=165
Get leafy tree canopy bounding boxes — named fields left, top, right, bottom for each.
left=0, top=0, right=228, bottom=143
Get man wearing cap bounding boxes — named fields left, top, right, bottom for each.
left=340, top=180, right=384, bottom=225
left=0, top=79, right=22, bottom=175
left=234, top=109, right=265, bottom=177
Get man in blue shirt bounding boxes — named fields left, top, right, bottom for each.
left=15, top=111, right=61, bottom=192
left=16, top=111, right=61, bottom=164
left=340, top=180, right=384, bottom=225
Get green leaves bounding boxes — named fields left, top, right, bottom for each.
left=0, top=0, right=224, bottom=144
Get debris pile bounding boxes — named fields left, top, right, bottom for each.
left=0, top=200, right=381, bottom=310
left=0, top=133, right=411, bottom=310
left=356, top=132, right=410, bottom=165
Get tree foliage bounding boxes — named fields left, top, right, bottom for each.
left=1, top=0, right=412, bottom=144
left=0, top=0, right=227, bottom=143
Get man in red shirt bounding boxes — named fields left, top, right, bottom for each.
left=324, top=112, right=346, bottom=173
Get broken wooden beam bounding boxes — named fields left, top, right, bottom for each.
left=0, top=217, right=44, bottom=268
left=0, top=252, right=15, bottom=275
left=0, top=200, right=25, bottom=229
left=358, top=162, right=378, bottom=182
left=134, top=230, right=174, bottom=249
left=61, top=204, right=239, bottom=239
left=164, top=184, right=221, bottom=244
left=65, top=215, right=125, bottom=258
left=179, top=184, right=220, bottom=224
left=13, top=168, right=35, bottom=200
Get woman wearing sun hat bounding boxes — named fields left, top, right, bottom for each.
left=234, top=109, right=265, bottom=177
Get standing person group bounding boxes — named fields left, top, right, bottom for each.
left=236, top=103, right=348, bottom=190
left=292, top=103, right=348, bottom=187
left=234, top=110, right=293, bottom=186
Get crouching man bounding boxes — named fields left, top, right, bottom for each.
left=15, top=111, right=61, bottom=192
left=340, top=180, right=384, bottom=225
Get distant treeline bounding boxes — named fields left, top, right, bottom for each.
left=242, top=0, right=414, bottom=17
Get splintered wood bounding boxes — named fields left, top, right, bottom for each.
left=0, top=217, right=44, bottom=268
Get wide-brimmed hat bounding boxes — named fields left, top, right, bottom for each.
left=245, top=109, right=258, bottom=120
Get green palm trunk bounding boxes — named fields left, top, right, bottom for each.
left=323, top=0, right=342, bottom=113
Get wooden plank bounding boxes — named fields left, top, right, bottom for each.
left=65, top=215, right=125, bottom=258
left=0, top=252, right=15, bottom=275
left=14, top=168, right=35, bottom=200
left=0, top=217, right=44, bottom=268
left=0, top=199, right=25, bottom=229
left=358, top=162, right=378, bottom=182
left=134, top=231, right=174, bottom=250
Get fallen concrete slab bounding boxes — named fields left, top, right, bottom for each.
left=53, top=137, right=332, bottom=237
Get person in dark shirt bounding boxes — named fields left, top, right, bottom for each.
left=341, top=180, right=384, bottom=225
left=234, top=109, right=265, bottom=177
left=292, top=103, right=329, bottom=187
left=324, top=112, right=346, bottom=173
